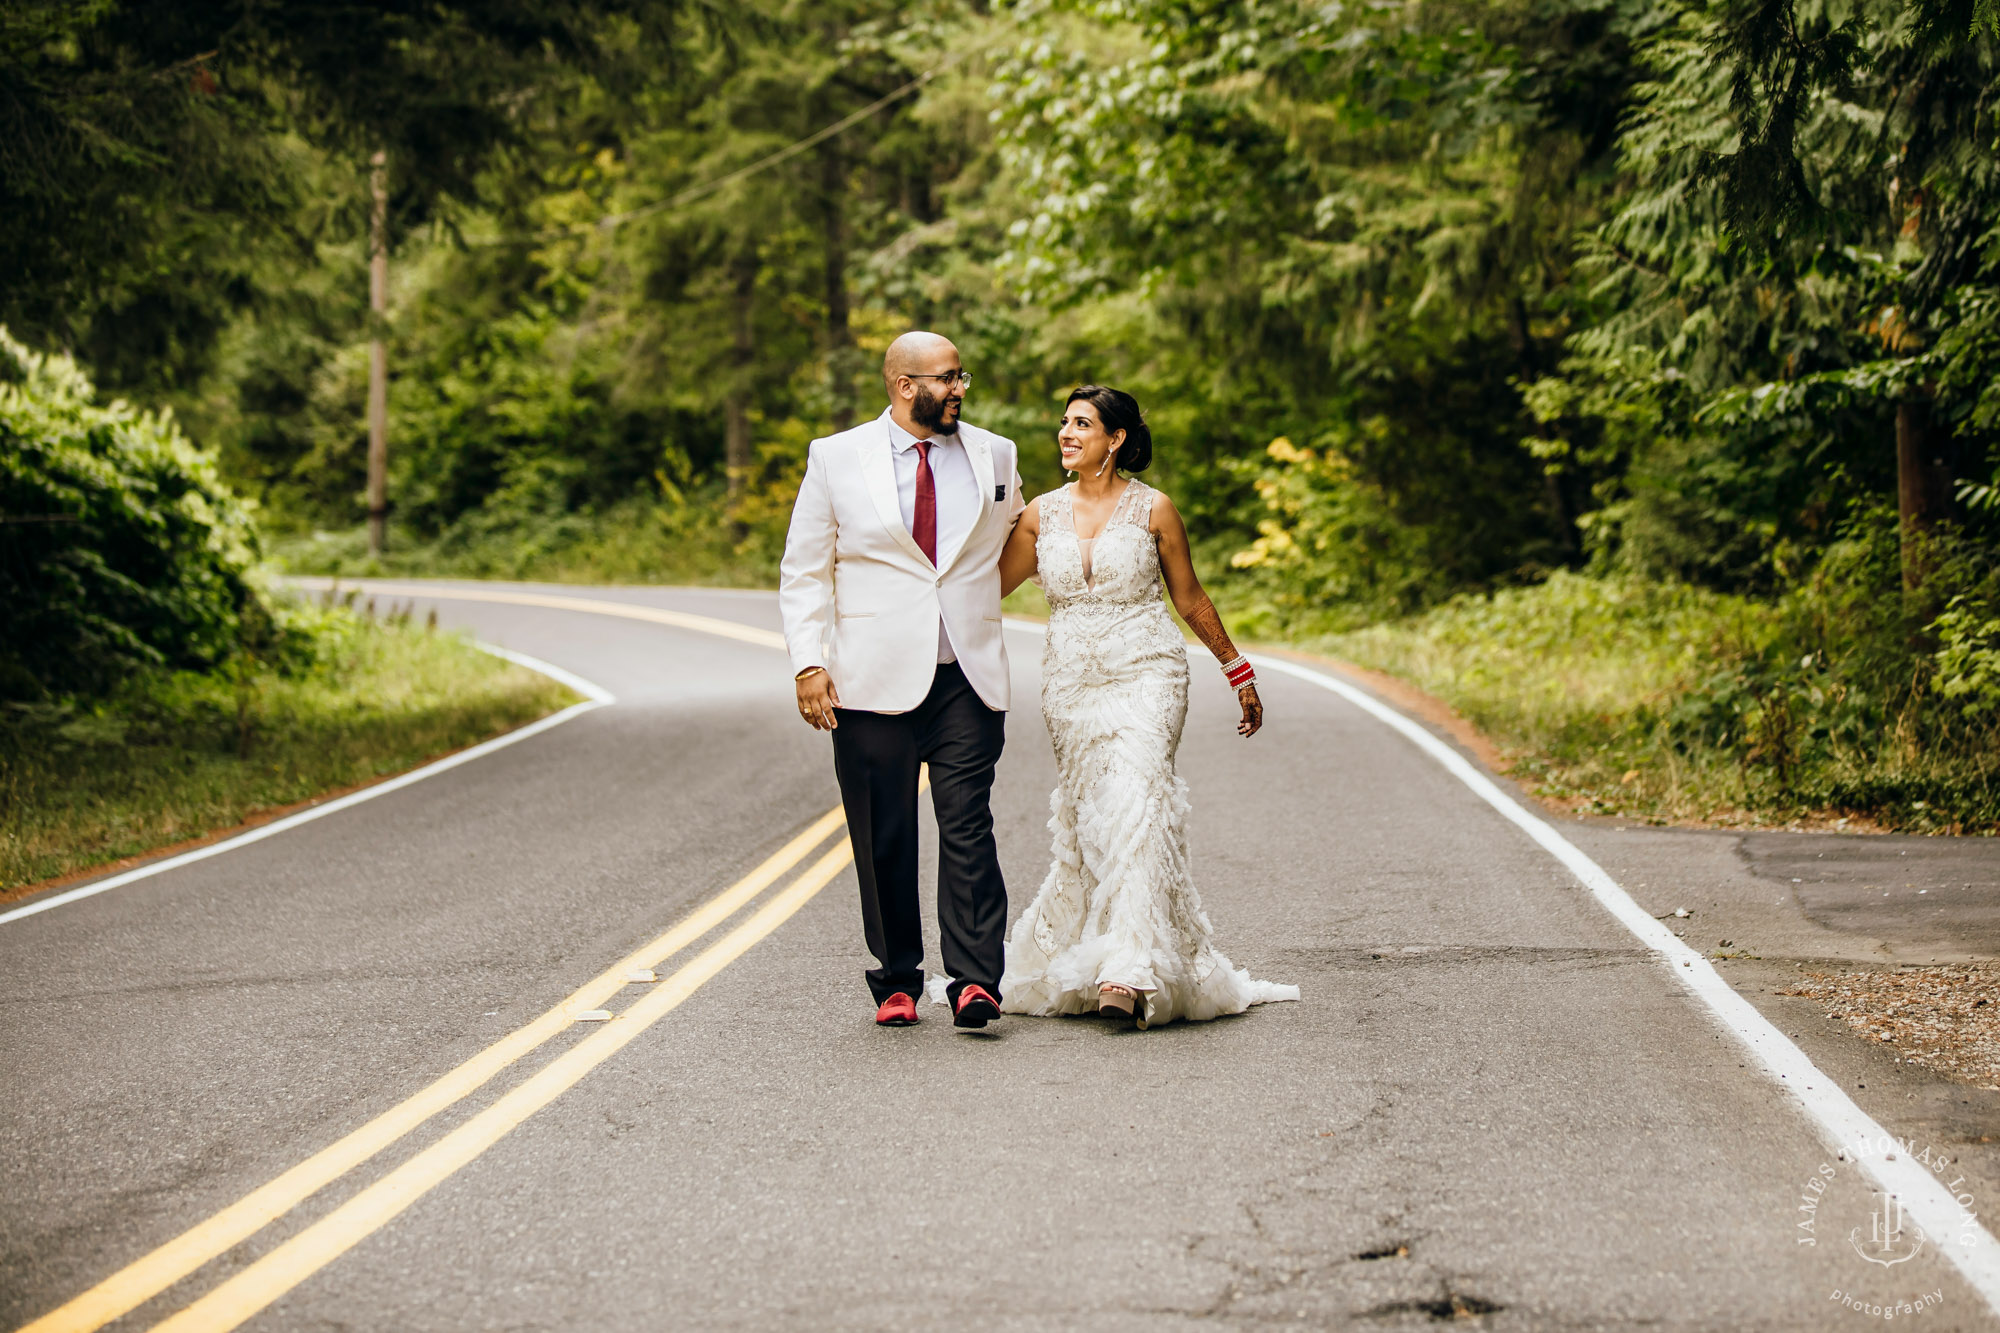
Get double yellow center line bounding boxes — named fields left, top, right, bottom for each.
left=26, top=811, right=854, bottom=1333
left=20, top=584, right=859, bottom=1333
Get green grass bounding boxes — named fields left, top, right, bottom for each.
left=1274, top=574, right=1773, bottom=823
left=1262, top=571, right=2000, bottom=832
left=0, top=612, right=578, bottom=893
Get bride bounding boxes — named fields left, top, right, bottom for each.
left=993, top=385, right=1299, bottom=1028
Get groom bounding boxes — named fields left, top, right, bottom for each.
left=779, top=331, right=1025, bottom=1029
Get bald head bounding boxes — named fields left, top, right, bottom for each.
left=882, top=330, right=966, bottom=436
left=882, top=331, right=959, bottom=390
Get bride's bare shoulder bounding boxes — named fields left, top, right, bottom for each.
left=1141, top=482, right=1185, bottom=533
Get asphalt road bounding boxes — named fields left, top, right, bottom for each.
left=5, top=580, right=1999, bottom=1332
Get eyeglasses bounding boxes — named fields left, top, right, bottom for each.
left=903, top=370, right=973, bottom=390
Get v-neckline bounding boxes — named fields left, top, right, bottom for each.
left=1066, top=481, right=1141, bottom=593
left=1066, top=480, right=1134, bottom=545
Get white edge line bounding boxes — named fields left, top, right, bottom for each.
left=1232, top=649, right=2000, bottom=1314
left=473, top=641, right=616, bottom=704
left=0, top=646, right=616, bottom=928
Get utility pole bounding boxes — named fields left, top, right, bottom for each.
left=724, top=241, right=757, bottom=541
left=365, top=149, right=390, bottom=556
left=820, top=143, right=855, bottom=432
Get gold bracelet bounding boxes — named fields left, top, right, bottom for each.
left=795, top=666, right=827, bottom=681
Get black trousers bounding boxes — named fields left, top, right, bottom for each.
left=830, top=661, right=1008, bottom=1006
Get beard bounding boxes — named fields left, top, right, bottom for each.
left=911, top=383, right=962, bottom=435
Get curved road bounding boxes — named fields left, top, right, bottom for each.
left=4, top=580, right=1997, bottom=1331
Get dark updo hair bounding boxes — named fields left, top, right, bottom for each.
left=1065, top=385, right=1153, bottom=474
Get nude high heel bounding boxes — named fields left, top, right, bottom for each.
left=1097, top=982, right=1139, bottom=1021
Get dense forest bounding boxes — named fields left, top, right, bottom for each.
left=6, top=0, right=2000, bottom=828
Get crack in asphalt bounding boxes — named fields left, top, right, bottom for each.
left=1270, top=945, right=1651, bottom=971
left=1359, top=1286, right=1506, bottom=1323
left=1171, top=1087, right=1437, bottom=1323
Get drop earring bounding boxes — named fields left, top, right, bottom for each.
left=1094, top=449, right=1113, bottom=478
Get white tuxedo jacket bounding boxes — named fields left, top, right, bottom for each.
left=780, top=408, right=1024, bottom=713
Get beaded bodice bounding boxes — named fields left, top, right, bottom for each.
left=1037, top=479, right=1162, bottom=608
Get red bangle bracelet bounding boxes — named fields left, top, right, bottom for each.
left=1223, top=658, right=1255, bottom=687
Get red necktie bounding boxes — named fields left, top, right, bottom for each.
left=912, top=440, right=937, bottom=565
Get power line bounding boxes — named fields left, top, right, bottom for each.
left=600, top=67, right=943, bottom=232
left=471, top=62, right=949, bottom=247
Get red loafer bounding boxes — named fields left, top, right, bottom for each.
left=952, top=983, right=1001, bottom=1029
left=875, top=992, right=919, bottom=1026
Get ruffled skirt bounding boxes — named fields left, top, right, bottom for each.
left=995, top=605, right=1298, bottom=1026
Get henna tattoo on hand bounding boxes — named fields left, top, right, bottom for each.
left=1238, top=682, right=1263, bottom=737
left=1182, top=595, right=1238, bottom=665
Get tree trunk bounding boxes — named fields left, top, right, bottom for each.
left=1509, top=295, right=1582, bottom=564
left=1896, top=391, right=1954, bottom=590
left=365, top=150, right=390, bottom=556
left=821, top=145, right=855, bottom=431
left=725, top=243, right=757, bottom=540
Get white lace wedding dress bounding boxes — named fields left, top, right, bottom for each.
left=998, top=479, right=1299, bottom=1028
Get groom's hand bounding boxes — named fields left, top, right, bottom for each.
left=796, top=667, right=841, bottom=730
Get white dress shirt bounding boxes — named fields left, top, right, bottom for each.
left=886, top=416, right=979, bottom=663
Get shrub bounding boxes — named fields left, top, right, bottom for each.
left=1936, top=600, right=2000, bottom=720
left=1221, top=436, right=1458, bottom=635
left=0, top=328, right=263, bottom=698
left=1308, top=523, right=2000, bottom=830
